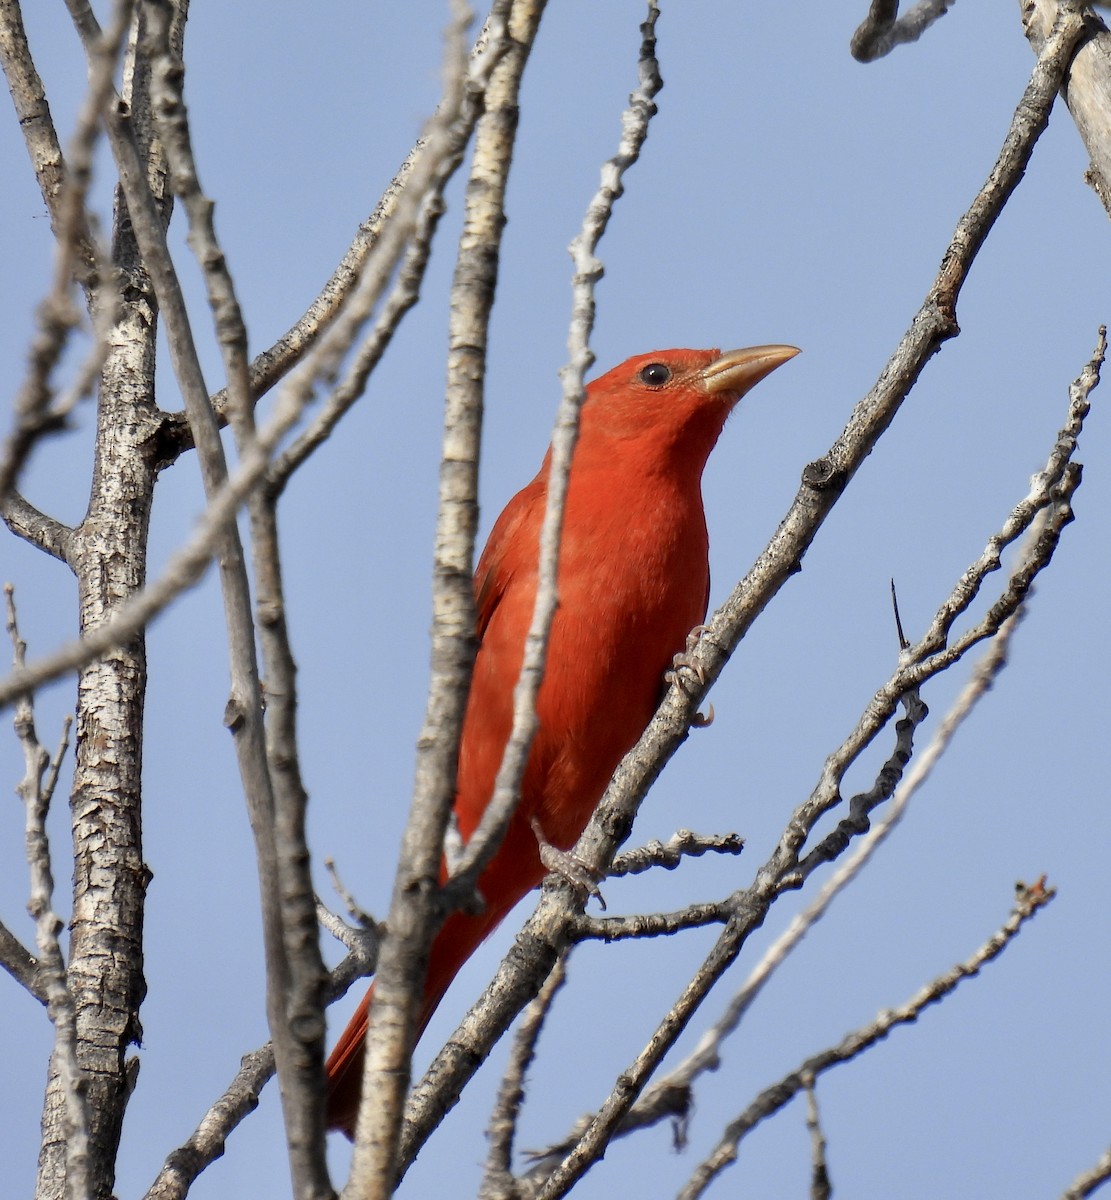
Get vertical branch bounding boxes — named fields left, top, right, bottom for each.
left=0, top=0, right=129, bottom=515
left=139, top=1, right=333, bottom=1194
left=45, top=4, right=165, bottom=1196
left=345, top=1, right=540, bottom=1196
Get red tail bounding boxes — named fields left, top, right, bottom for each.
left=325, top=819, right=545, bottom=1138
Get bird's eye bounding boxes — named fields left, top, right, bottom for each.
left=638, top=362, right=671, bottom=387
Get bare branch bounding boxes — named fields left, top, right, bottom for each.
left=803, top=1076, right=832, bottom=1200
left=850, top=0, right=959, bottom=62
left=651, top=607, right=1019, bottom=1114
left=263, top=7, right=522, bottom=493
left=480, top=954, right=569, bottom=1200
left=609, top=830, right=745, bottom=879
left=1062, top=1143, right=1111, bottom=1200
left=0, top=0, right=128, bottom=502
left=322, top=857, right=378, bottom=933
left=1021, top=0, right=1111, bottom=218
left=1, top=492, right=73, bottom=562
left=142, top=904, right=390, bottom=1200
left=0, top=2, right=502, bottom=714
left=142, top=2, right=335, bottom=1190
left=265, top=185, right=448, bottom=490
left=64, top=4, right=326, bottom=1193
left=346, top=1, right=532, bottom=1190
left=142, top=1046, right=275, bottom=1200
left=155, top=3, right=513, bottom=460
left=0, top=915, right=44, bottom=1001
left=678, top=879, right=1056, bottom=1199
left=140, top=906, right=396, bottom=1200
left=0, top=373, right=330, bottom=713
left=569, top=902, right=732, bottom=944
left=0, top=0, right=107, bottom=291
left=791, top=689, right=929, bottom=884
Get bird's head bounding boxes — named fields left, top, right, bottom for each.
left=580, top=345, right=799, bottom=460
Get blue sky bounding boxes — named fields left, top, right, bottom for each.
left=2, top=3, right=1109, bottom=1198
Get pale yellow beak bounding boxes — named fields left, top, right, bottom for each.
left=698, top=344, right=800, bottom=396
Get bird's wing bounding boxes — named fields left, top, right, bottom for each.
left=473, top=477, right=544, bottom=640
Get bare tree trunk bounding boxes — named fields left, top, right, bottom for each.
left=41, top=230, right=156, bottom=1200
left=37, top=19, right=167, bottom=1199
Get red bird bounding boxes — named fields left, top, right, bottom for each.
left=325, top=345, right=798, bottom=1136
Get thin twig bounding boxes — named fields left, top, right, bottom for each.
left=647, top=633, right=1000, bottom=1117
left=265, top=179, right=449, bottom=491
left=804, top=1075, right=832, bottom=1200
left=0, top=0, right=128, bottom=503
left=0, top=370, right=337, bottom=713
left=678, top=879, right=1056, bottom=1199
left=156, top=2, right=513, bottom=456
left=569, top=902, right=733, bottom=944
left=480, top=954, right=570, bottom=1200
left=142, top=1046, right=276, bottom=1200
left=142, top=0, right=333, bottom=1190
left=608, top=830, right=745, bottom=879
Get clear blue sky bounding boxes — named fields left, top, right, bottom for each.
left=2, top=3, right=1108, bottom=1198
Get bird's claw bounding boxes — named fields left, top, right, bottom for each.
left=664, top=624, right=714, bottom=728
left=530, top=817, right=606, bottom=910
left=690, top=702, right=715, bottom=728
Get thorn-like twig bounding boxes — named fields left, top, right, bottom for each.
left=890, top=578, right=909, bottom=651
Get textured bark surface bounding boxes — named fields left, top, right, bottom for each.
left=1021, top=0, right=1111, bottom=217
left=39, top=227, right=159, bottom=1200
left=35, top=24, right=170, bottom=1194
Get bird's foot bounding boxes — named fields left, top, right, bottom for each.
left=530, top=817, right=606, bottom=910
left=664, top=624, right=715, bottom=728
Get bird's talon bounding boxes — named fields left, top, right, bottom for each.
left=668, top=626, right=716, bottom=728
left=687, top=624, right=710, bottom=651
left=530, top=817, right=607, bottom=910
left=667, top=623, right=713, bottom=687
left=691, top=702, right=715, bottom=728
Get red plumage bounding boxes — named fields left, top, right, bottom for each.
left=326, top=345, right=797, bottom=1137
